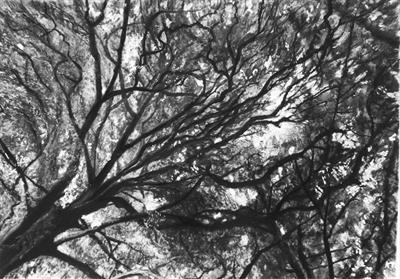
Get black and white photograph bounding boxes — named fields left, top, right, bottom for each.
left=0, top=0, right=398, bottom=278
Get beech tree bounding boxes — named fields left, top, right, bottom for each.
left=0, top=0, right=397, bottom=278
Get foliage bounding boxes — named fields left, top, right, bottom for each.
left=0, top=0, right=397, bottom=278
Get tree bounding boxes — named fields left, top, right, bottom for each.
left=0, top=0, right=397, bottom=278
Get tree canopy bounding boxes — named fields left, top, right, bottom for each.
left=0, top=0, right=398, bottom=278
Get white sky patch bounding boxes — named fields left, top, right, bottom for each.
left=165, top=18, right=172, bottom=28
left=177, top=152, right=185, bottom=162
left=198, top=61, right=208, bottom=70
left=250, top=121, right=300, bottom=158
left=268, top=122, right=298, bottom=140
left=89, top=9, right=102, bottom=19
left=194, top=77, right=203, bottom=87
left=227, top=188, right=257, bottom=206
left=240, top=235, right=249, bottom=246
left=214, top=137, right=222, bottom=143
left=123, top=34, right=140, bottom=71
left=271, top=174, right=280, bottom=183
left=82, top=212, right=105, bottom=227
left=332, top=131, right=359, bottom=149
left=264, top=56, right=273, bottom=70
left=249, top=83, right=303, bottom=155
left=279, top=225, right=286, bottom=235
left=389, top=133, right=397, bottom=141
left=213, top=212, right=223, bottom=219
left=144, top=194, right=166, bottom=211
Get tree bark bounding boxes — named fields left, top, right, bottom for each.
left=0, top=206, right=71, bottom=277
left=49, top=249, right=103, bottom=279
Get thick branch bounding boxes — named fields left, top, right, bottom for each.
left=50, top=249, right=104, bottom=279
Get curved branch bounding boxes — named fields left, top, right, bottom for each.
left=49, top=249, right=104, bottom=279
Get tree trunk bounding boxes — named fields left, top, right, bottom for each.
left=0, top=206, right=71, bottom=277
